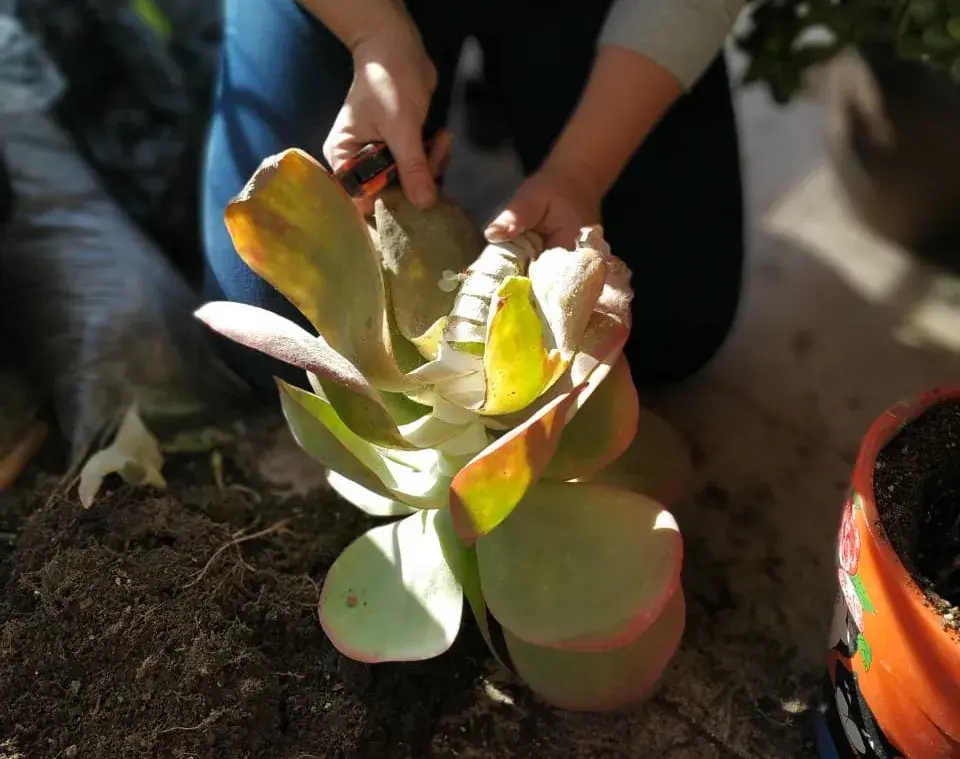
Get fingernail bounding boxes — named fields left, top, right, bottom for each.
left=484, top=223, right=510, bottom=242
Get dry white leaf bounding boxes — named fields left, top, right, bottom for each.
left=77, top=406, right=166, bottom=508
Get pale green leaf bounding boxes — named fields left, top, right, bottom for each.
left=581, top=408, right=691, bottom=506
left=505, top=588, right=686, bottom=711
left=325, top=470, right=416, bottom=517
left=278, top=380, right=451, bottom=510
left=319, top=510, right=464, bottom=662
left=476, top=480, right=682, bottom=649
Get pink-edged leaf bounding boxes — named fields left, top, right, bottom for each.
left=196, top=301, right=417, bottom=448
left=504, top=587, right=686, bottom=711
left=476, top=480, right=683, bottom=650
left=319, top=510, right=464, bottom=663
left=581, top=408, right=692, bottom=507
left=449, top=391, right=580, bottom=543
left=224, top=148, right=413, bottom=391
left=542, top=355, right=639, bottom=482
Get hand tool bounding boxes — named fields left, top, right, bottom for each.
left=333, top=137, right=438, bottom=200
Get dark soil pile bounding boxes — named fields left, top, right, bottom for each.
left=0, top=415, right=500, bottom=759
left=874, top=398, right=960, bottom=627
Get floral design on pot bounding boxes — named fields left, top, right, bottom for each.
left=817, top=388, right=960, bottom=759
left=836, top=493, right=876, bottom=671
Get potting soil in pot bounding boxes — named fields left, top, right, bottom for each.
left=874, top=399, right=960, bottom=631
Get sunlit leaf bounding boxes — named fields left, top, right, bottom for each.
left=326, top=470, right=416, bottom=517
left=278, top=380, right=451, bottom=510
left=410, top=316, right=447, bottom=361
left=450, top=391, right=580, bottom=542
left=379, top=391, right=431, bottom=425
left=479, top=276, right=554, bottom=415
left=581, top=408, right=692, bottom=507
left=485, top=238, right=633, bottom=432
left=319, top=510, right=464, bottom=662
left=504, top=588, right=686, bottom=711
left=196, top=302, right=418, bottom=448
left=476, top=480, right=682, bottom=650
left=375, top=188, right=483, bottom=345
left=543, top=355, right=639, bottom=482
left=223, top=149, right=412, bottom=391
left=527, top=243, right=606, bottom=358
left=78, top=406, right=166, bottom=508
left=434, top=508, right=488, bottom=637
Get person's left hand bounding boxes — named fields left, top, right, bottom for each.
left=483, top=160, right=603, bottom=249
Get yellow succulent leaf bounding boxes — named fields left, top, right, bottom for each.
left=478, top=276, right=549, bottom=416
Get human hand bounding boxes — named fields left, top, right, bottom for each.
left=484, top=159, right=604, bottom=250
left=323, top=25, right=452, bottom=215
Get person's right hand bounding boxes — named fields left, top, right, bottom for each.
left=323, top=24, right=451, bottom=215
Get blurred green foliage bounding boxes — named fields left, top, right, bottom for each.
left=737, top=0, right=960, bottom=102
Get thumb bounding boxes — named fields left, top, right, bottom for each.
left=385, top=121, right=436, bottom=209
left=485, top=185, right=546, bottom=243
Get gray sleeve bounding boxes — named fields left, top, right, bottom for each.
left=599, top=0, right=744, bottom=89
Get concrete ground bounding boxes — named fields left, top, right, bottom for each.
left=367, top=41, right=960, bottom=758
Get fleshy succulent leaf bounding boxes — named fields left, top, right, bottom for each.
left=410, top=316, right=447, bottom=361
left=278, top=380, right=451, bottom=510
left=378, top=391, right=431, bottom=425
left=195, top=302, right=419, bottom=448
left=223, top=148, right=413, bottom=391
left=374, top=188, right=483, bottom=346
left=504, top=588, right=686, bottom=711
left=543, top=355, right=639, bottom=482
left=434, top=508, right=488, bottom=636
left=483, top=234, right=633, bottom=432
left=449, top=390, right=580, bottom=542
left=325, top=470, right=417, bottom=517
left=319, top=509, right=464, bottom=663
left=475, top=480, right=683, bottom=650
left=581, top=408, right=692, bottom=507
left=478, top=276, right=555, bottom=416
left=527, top=243, right=606, bottom=359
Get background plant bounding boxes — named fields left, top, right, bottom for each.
left=196, top=149, right=692, bottom=711
left=737, top=0, right=960, bottom=103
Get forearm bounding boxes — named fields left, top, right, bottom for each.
left=545, top=46, right=683, bottom=197
left=296, top=0, right=415, bottom=50
left=546, top=0, right=743, bottom=196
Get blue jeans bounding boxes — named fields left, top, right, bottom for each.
left=202, top=0, right=745, bottom=399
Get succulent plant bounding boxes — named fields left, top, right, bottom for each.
left=196, top=148, right=692, bottom=711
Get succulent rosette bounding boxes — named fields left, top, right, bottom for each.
left=196, top=148, right=692, bottom=711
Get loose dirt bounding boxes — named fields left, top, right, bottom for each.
left=875, top=398, right=960, bottom=630
left=0, top=414, right=502, bottom=759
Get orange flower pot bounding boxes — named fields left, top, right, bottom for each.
left=815, top=387, right=960, bottom=759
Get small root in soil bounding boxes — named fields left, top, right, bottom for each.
left=158, top=707, right=230, bottom=735
left=185, top=519, right=292, bottom=589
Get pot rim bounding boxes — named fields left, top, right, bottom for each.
left=852, top=384, right=960, bottom=620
